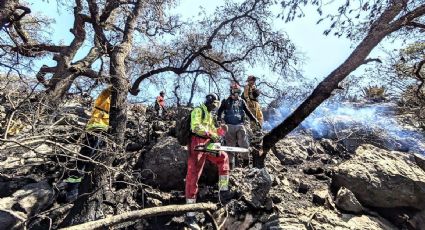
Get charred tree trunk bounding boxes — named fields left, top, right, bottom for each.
left=109, top=45, right=130, bottom=146
left=59, top=151, right=115, bottom=227
left=41, top=1, right=97, bottom=108
left=60, top=0, right=142, bottom=227
left=59, top=46, right=130, bottom=223
left=187, top=74, right=200, bottom=106
left=173, top=83, right=181, bottom=107
left=263, top=1, right=415, bottom=154
left=46, top=45, right=101, bottom=106
left=46, top=71, right=78, bottom=105
left=0, top=0, right=30, bottom=29
left=108, top=0, right=142, bottom=145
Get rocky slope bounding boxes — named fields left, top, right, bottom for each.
left=1, top=96, right=425, bottom=229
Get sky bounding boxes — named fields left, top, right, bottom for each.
left=172, top=1, right=357, bottom=81
left=26, top=0, right=386, bottom=102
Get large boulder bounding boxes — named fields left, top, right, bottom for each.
left=332, top=144, right=425, bottom=210
left=141, top=137, right=187, bottom=190
left=0, top=181, right=54, bottom=229
left=335, top=187, right=363, bottom=214
left=262, top=207, right=396, bottom=230
left=0, top=176, right=36, bottom=198
left=232, top=168, right=272, bottom=208
left=272, top=136, right=324, bottom=165
left=0, top=210, right=25, bottom=230
left=408, top=209, right=425, bottom=230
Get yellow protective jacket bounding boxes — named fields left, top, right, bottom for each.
left=86, top=87, right=111, bottom=131
left=190, top=103, right=219, bottom=140
left=243, top=85, right=254, bottom=101
left=243, top=85, right=263, bottom=125
left=246, top=100, right=263, bottom=125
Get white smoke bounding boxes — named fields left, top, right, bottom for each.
left=263, top=101, right=425, bottom=155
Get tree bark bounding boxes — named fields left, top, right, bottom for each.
left=108, top=0, right=142, bottom=145
left=187, top=74, right=200, bottom=106
left=60, top=203, right=218, bottom=230
left=59, top=148, right=115, bottom=227
left=173, top=83, right=181, bottom=107
left=262, top=0, right=408, bottom=154
left=109, top=45, right=130, bottom=146
left=60, top=1, right=142, bottom=226
left=46, top=45, right=101, bottom=105
left=46, top=71, right=78, bottom=104
left=0, top=0, right=27, bottom=29
left=43, top=1, right=87, bottom=106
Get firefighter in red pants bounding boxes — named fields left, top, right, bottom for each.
left=185, top=93, right=232, bottom=230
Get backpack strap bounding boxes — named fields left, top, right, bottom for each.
left=201, top=108, right=205, bottom=120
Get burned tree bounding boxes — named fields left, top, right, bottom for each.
left=128, top=0, right=296, bottom=96
left=263, top=0, right=425, bottom=155
left=0, top=0, right=31, bottom=30
left=0, top=0, right=105, bottom=108
left=1, top=0, right=299, bottom=226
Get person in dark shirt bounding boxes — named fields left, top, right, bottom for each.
left=217, top=82, right=260, bottom=168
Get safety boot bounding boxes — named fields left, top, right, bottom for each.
left=219, top=190, right=235, bottom=205
left=184, top=215, right=201, bottom=230
left=64, top=176, right=82, bottom=203
left=185, top=198, right=200, bottom=230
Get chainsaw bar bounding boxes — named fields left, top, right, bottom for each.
left=194, top=144, right=249, bottom=153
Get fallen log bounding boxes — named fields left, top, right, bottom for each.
left=60, top=202, right=218, bottom=230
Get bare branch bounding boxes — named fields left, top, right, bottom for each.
left=130, top=0, right=262, bottom=95
left=60, top=203, right=218, bottom=230
left=407, top=21, right=425, bottom=29
left=362, top=58, right=382, bottom=65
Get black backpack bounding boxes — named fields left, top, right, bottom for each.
left=175, top=107, right=205, bottom=145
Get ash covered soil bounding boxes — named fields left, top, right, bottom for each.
left=1, top=96, right=425, bottom=230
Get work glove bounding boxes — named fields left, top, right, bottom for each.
left=204, top=131, right=211, bottom=139
left=206, top=142, right=223, bottom=157
left=211, top=133, right=221, bottom=142
left=204, top=131, right=219, bottom=142
left=217, top=127, right=226, bottom=137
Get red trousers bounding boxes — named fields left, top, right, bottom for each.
left=185, top=136, right=229, bottom=199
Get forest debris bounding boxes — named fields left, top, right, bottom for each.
left=60, top=203, right=217, bottom=230
left=0, top=181, right=54, bottom=229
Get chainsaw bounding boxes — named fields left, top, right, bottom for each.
left=194, top=142, right=249, bottom=154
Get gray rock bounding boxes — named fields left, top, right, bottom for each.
left=13, top=182, right=54, bottom=216
left=0, top=181, right=54, bottom=228
left=335, top=187, right=363, bottom=213
left=0, top=176, right=36, bottom=198
left=263, top=217, right=307, bottom=230
left=414, top=153, right=425, bottom=172
left=312, top=189, right=329, bottom=206
left=243, top=168, right=272, bottom=208
left=408, top=209, right=425, bottom=230
left=0, top=210, right=24, bottom=230
left=0, top=105, right=5, bottom=120
left=333, top=144, right=425, bottom=209
left=141, top=137, right=187, bottom=190
left=273, top=137, right=323, bottom=165
left=320, top=139, right=347, bottom=156
left=248, top=222, right=262, bottom=230
left=301, top=207, right=397, bottom=230
left=297, top=182, right=309, bottom=194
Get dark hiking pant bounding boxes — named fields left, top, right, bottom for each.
left=67, top=131, right=104, bottom=180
